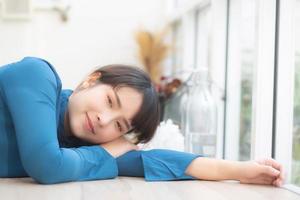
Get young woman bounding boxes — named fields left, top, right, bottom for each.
left=0, top=57, right=285, bottom=187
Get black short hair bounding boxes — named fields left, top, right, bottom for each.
left=91, top=64, right=160, bottom=144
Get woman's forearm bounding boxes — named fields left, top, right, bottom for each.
left=185, top=157, right=243, bottom=181
left=185, top=157, right=284, bottom=187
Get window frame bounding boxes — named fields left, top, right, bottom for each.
left=250, top=0, right=276, bottom=159
left=225, top=0, right=277, bottom=161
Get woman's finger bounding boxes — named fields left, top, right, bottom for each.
left=262, top=166, right=280, bottom=177
left=258, top=158, right=281, bottom=172
left=274, top=174, right=285, bottom=186
left=273, top=178, right=282, bottom=187
left=267, top=158, right=284, bottom=179
left=260, top=158, right=285, bottom=179
left=267, top=159, right=285, bottom=184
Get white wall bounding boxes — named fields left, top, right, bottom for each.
left=0, top=0, right=167, bottom=88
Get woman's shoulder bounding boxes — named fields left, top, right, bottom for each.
left=18, top=56, right=61, bottom=84
left=0, top=56, right=62, bottom=90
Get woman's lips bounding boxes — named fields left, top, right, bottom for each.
left=86, top=113, right=95, bottom=134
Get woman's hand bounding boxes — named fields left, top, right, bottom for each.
left=239, top=158, right=285, bottom=187
left=100, top=136, right=139, bottom=158
left=185, top=156, right=285, bottom=187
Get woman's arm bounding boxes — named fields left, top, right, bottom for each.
left=185, top=157, right=285, bottom=187
left=116, top=148, right=204, bottom=181
left=112, top=136, right=284, bottom=187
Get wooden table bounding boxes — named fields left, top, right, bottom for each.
left=0, top=177, right=300, bottom=200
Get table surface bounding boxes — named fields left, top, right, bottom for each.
left=0, top=177, right=300, bottom=200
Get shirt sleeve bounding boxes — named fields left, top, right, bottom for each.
left=0, top=57, right=118, bottom=184
left=116, top=149, right=204, bottom=181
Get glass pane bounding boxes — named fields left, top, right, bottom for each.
left=229, top=0, right=256, bottom=161
left=162, top=20, right=184, bottom=126
left=172, top=20, right=183, bottom=75
left=238, top=0, right=256, bottom=161
left=292, top=0, right=300, bottom=187
left=195, top=6, right=211, bottom=69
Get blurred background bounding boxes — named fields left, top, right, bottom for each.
left=0, top=0, right=168, bottom=88
left=0, top=0, right=299, bottom=194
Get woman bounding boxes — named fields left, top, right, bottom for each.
left=0, top=57, right=285, bottom=186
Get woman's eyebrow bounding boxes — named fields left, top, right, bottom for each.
left=112, top=89, right=131, bottom=130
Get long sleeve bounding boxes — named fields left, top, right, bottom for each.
left=0, top=57, right=118, bottom=184
left=116, top=149, right=204, bottom=181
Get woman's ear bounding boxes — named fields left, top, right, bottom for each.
left=79, top=72, right=102, bottom=90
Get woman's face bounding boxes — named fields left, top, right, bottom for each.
left=65, top=73, right=143, bottom=144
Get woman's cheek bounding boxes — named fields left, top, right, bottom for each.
left=105, top=131, right=118, bottom=141
left=106, top=132, right=121, bottom=142
left=69, top=115, right=79, bottom=134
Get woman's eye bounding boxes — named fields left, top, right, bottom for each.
left=116, top=121, right=122, bottom=132
left=107, top=96, right=113, bottom=107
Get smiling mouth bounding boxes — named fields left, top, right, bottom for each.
left=86, top=113, right=95, bottom=134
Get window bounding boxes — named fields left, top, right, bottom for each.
left=195, top=5, right=211, bottom=70
left=172, top=20, right=183, bottom=75
left=166, top=0, right=300, bottom=194
left=275, top=0, right=300, bottom=194
left=292, top=0, right=300, bottom=188
left=225, top=0, right=257, bottom=161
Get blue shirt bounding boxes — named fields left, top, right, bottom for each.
left=0, top=56, right=203, bottom=184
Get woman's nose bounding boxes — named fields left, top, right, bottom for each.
left=96, top=113, right=114, bottom=126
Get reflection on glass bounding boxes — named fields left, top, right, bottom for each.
left=163, top=83, right=187, bottom=129
left=233, top=0, right=256, bottom=161
left=162, top=20, right=184, bottom=128
left=172, top=20, right=183, bottom=75
left=195, top=6, right=211, bottom=69
left=292, top=0, right=300, bottom=187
